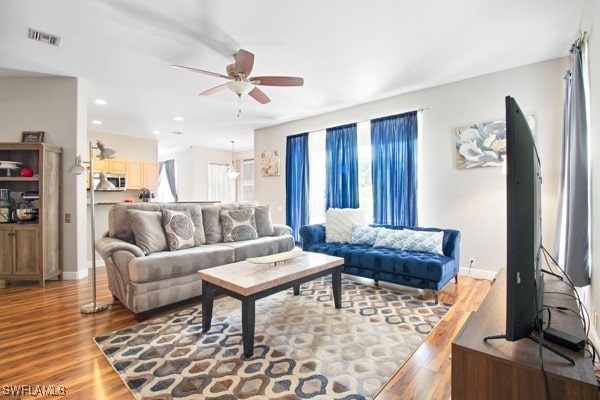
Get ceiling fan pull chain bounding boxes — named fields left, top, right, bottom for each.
left=237, top=94, right=242, bottom=117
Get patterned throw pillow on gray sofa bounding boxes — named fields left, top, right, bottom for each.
left=220, top=209, right=258, bottom=242
left=241, top=204, right=274, bottom=237
left=202, top=205, right=239, bottom=244
left=162, top=209, right=196, bottom=251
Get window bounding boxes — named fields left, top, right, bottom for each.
left=308, top=122, right=372, bottom=223
left=308, top=130, right=326, bottom=223
left=357, top=121, right=373, bottom=222
left=207, top=163, right=235, bottom=202
left=241, top=159, right=255, bottom=202
left=156, top=160, right=176, bottom=202
left=294, top=113, right=418, bottom=225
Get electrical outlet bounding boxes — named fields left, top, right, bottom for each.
left=65, top=213, right=71, bottom=223
left=469, top=257, right=476, bottom=268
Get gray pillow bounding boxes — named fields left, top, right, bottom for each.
left=162, top=209, right=196, bottom=251
left=202, top=206, right=223, bottom=244
left=127, top=209, right=168, bottom=255
left=220, top=208, right=258, bottom=242
left=241, top=204, right=274, bottom=237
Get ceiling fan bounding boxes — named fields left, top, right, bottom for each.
left=171, top=49, right=304, bottom=106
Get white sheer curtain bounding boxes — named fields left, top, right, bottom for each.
left=208, top=163, right=235, bottom=202
left=308, top=130, right=326, bottom=223
left=156, top=165, right=175, bottom=202
left=241, top=159, right=255, bottom=202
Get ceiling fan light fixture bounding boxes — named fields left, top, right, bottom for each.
left=226, top=80, right=253, bottom=96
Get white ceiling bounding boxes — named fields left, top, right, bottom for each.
left=0, top=0, right=583, bottom=153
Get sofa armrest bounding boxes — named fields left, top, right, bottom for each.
left=442, top=230, right=461, bottom=275
left=299, top=224, right=326, bottom=249
left=95, top=237, right=145, bottom=261
left=272, top=224, right=292, bottom=236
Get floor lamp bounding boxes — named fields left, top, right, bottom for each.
left=68, top=140, right=116, bottom=313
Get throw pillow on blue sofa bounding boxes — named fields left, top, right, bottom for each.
left=374, top=228, right=444, bottom=255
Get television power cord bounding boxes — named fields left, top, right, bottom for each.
left=540, top=246, right=600, bottom=392
left=467, top=259, right=493, bottom=285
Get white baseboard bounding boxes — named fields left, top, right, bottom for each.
left=459, top=266, right=499, bottom=280
left=61, top=259, right=106, bottom=280
left=61, top=270, right=88, bottom=280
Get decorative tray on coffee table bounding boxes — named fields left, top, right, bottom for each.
left=246, top=249, right=305, bottom=266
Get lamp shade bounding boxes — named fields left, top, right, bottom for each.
left=96, top=140, right=116, bottom=160
left=68, top=155, right=88, bottom=175
left=95, top=171, right=116, bottom=190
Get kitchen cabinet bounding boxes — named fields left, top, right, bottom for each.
left=126, top=160, right=159, bottom=190
left=91, top=156, right=126, bottom=174
left=144, top=162, right=159, bottom=189
left=108, top=158, right=127, bottom=174
left=0, top=143, right=61, bottom=286
left=92, top=155, right=106, bottom=172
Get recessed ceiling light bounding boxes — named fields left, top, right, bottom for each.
left=174, top=116, right=184, bottom=121
left=152, top=130, right=161, bottom=134
left=94, top=99, right=107, bottom=105
left=92, top=120, right=102, bottom=125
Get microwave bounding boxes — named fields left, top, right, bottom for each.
left=92, top=173, right=126, bottom=191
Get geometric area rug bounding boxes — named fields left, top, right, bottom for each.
left=95, top=277, right=452, bottom=400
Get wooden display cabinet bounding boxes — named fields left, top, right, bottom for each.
left=0, top=143, right=62, bottom=286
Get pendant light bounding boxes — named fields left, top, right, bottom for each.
left=227, top=140, right=240, bottom=179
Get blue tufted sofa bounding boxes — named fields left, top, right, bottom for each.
left=299, top=224, right=461, bottom=302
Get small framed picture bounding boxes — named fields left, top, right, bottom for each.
left=21, top=131, right=45, bottom=143
left=260, top=149, right=280, bottom=176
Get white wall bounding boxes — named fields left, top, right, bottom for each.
left=255, top=58, right=568, bottom=275
left=0, top=77, right=87, bottom=279
left=89, top=130, right=158, bottom=161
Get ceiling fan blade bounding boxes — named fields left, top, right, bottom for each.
left=250, top=76, right=304, bottom=86
left=248, top=87, right=271, bottom=104
left=199, top=83, right=227, bottom=96
left=171, top=64, right=230, bottom=80
left=234, top=49, right=254, bottom=77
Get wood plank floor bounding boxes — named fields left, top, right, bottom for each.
left=0, top=271, right=491, bottom=400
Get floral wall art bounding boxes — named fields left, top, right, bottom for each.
left=260, top=149, right=280, bottom=176
left=454, top=116, right=536, bottom=169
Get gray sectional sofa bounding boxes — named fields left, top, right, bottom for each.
left=95, top=202, right=295, bottom=319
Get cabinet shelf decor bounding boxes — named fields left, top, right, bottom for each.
left=0, top=143, right=62, bottom=286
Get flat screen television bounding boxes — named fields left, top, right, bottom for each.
left=505, top=95, right=543, bottom=341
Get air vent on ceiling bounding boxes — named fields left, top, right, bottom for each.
left=28, top=28, right=61, bottom=47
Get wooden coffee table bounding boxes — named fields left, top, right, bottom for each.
left=198, top=251, right=344, bottom=357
